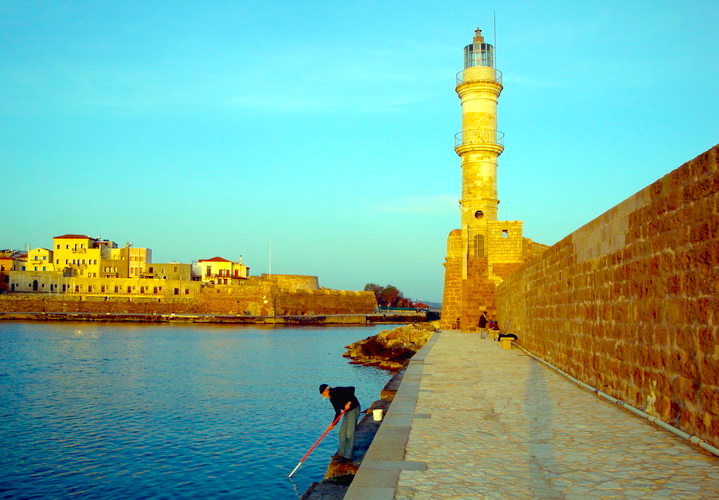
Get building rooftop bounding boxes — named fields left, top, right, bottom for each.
left=54, top=234, right=92, bottom=239
left=198, top=256, right=232, bottom=263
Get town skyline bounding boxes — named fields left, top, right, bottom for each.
left=3, top=0, right=718, bottom=303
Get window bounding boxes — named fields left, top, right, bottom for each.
left=184, top=289, right=190, bottom=295
left=474, top=235, right=485, bottom=257
left=502, top=229, right=509, bottom=239
left=174, top=288, right=180, bottom=295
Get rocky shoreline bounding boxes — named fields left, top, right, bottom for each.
left=342, top=322, right=438, bottom=371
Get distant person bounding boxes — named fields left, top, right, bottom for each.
left=319, top=384, right=361, bottom=461
left=478, top=311, right=488, bottom=338
left=488, top=320, right=500, bottom=339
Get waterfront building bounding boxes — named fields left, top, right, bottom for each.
left=0, top=250, right=22, bottom=293
left=26, top=248, right=54, bottom=272
left=4, top=234, right=240, bottom=298
left=195, top=256, right=249, bottom=285
left=109, top=245, right=152, bottom=278
left=52, top=234, right=116, bottom=278
left=1, top=233, right=376, bottom=318
left=440, top=29, right=547, bottom=331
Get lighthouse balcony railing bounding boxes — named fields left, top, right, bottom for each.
left=456, top=68, right=503, bottom=86
left=454, top=129, right=505, bottom=148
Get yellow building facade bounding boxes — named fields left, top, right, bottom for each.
left=26, top=248, right=54, bottom=272
left=440, top=29, right=547, bottom=331
left=196, top=257, right=249, bottom=285
left=52, top=234, right=115, bottom=278
left=6, top=234, right=235, bottom=298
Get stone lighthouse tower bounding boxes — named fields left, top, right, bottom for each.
left=456, top=28, right=503, bottom=269
left=440, top=28, right=544, bottom=331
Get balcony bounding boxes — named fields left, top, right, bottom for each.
left=456, top=68, right=503, bottom=86
left=454, top=129, right=505, bottom=149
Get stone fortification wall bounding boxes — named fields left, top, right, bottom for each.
left=260, top=274, right=320, bottom=291
left=0, top=287, right=376, bottom=317
left=496, top=144, right=719, bottom=447
left=276, top=289, right=377, bottom=315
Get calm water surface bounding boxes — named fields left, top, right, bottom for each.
left=0, top=322, right=392, bottom=499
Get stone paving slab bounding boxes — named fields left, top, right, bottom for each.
left=393, top=331, right=719, bottom=499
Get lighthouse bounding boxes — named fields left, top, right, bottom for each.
left=456, top=28, right=504, bottom=276
left=440, top=28, right=541, bottom=332
left=457, top=28, right=503, bottom=224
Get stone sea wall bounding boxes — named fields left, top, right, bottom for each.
left=0, top=286, right=377, bottom=317
left=496, top=144, right=719, bottom=447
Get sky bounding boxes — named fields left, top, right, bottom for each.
left=2, top=1, right=718, bottom=303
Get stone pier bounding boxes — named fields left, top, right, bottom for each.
left=345, top=331, right=719, bottom=499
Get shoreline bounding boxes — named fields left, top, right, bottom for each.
left=0, top=311, right=427, bottom=325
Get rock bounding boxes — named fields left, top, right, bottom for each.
left=343, top=322, right=437, bottom=371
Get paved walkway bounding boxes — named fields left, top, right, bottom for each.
left=346, top=331, right=719, bottom=499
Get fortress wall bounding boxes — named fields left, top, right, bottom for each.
left=496, top=144, right=719, bottom=446
left=0, top=286, right=376, bottom=317
left=276, top=289, right=377, bottom=316
left=260, top=274, right=320, bottom=291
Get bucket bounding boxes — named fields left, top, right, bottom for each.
left=373, top=409, right=383, bottom=422
left=500, top=337, right=513, bottom=350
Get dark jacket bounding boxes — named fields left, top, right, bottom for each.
left=328, top=386, right=360, bottom=421
left=478, top=313, right=488, bottom=328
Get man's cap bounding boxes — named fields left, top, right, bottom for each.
left=319, top=384, right=329, bottom=394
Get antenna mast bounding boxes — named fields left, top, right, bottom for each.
left=493, top=11, right=497, bottom=67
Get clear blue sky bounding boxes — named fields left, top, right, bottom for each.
left=2, top=1, right=717, bottom=303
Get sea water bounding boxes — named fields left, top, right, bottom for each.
left=0, top=322, right=392, bottom=499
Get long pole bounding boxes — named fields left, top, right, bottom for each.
left=288, top=408, right=348, bottom=478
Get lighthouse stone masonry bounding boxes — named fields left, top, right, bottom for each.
left=440, top=28, right=547, bottom=332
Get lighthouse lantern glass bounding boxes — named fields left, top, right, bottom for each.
left=464, top=42, right=495, bottom=69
